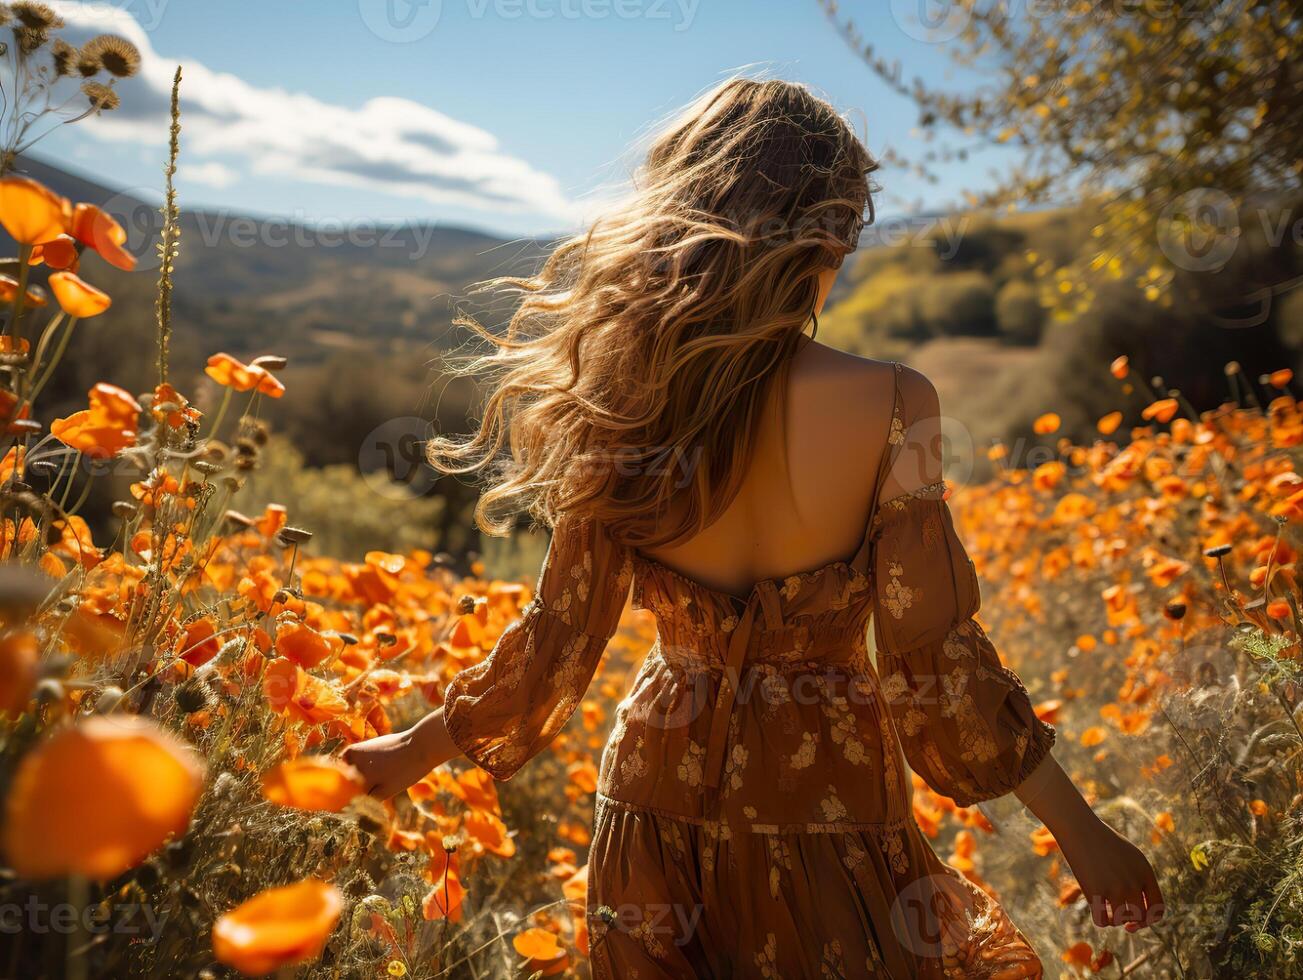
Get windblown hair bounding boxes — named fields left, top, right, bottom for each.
left=430, top=78, right=877, bottom=548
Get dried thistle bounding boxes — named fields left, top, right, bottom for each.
left=49, top=37, right=73, bottom=76
left=81, top=34, right=139, bottom=78
left=9, top=2, right=61, bottom=30
left=81, top=81, right=120, bottom=112
left=14, top=25, right=46, bottom=54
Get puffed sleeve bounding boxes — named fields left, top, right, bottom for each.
left=443, top=514, right=632, bottom=780
left=871, top=368, right=1055, bottom=807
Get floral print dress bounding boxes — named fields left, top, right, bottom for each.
left=443, top=364, right=1056, bottom=979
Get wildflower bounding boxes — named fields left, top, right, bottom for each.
left=513, top=928, right=568, bottom=973
left=0, top=630, right=37, bottom=714
left=50, top=38, right=76, bottom=75
left=10, top=2, right=63, bottom=30
left=175, top=616, right=222, bottom=667
left=387, top=963, right=407, bottom=978
left=82, top=81, right=120, bottom=112
left=1032, top=412, right=1061, bottom=435
left=79, top=34, right=140, bottom=77
left=1080, top=726, right=1107, bottom=747
left=71, top=203, right=135, bottom=271
left=1096, top=411, right=1122, bottom=436
left=0, top=176, right=69, bottom=244
left=211, top=879, right=342, bottom=976
left=48, top=271, right=111, bottom=317
left=50, top=382, right=141, bottom=457
left=261, top=757, right=366, bottom=812
left=1142, top=398, right=1179, bottom=424
left=205, top=352, right=286, bottom=398
left=421, top=854, right=466, bottom=922
left=29, top=234, right=78, bottom=271
left=0, top=275, right=46, bottom=307
left=262, top=658, right=347, bottom=725
left=152, top=382, right=202, bottom=430
left=274, top=615, right=342, bottom=669
left=2, top=716, right=204, bottom=879
left=1110, top=355, right=1129, bottom=379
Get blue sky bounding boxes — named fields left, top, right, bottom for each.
left=39, top=0, right=996, bottom=238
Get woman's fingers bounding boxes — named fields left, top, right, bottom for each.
left=1090, top=892, right=1111, bottom=928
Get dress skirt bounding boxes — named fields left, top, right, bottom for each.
left=586, top=795, right=1044, bottom=980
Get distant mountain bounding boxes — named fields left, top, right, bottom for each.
left=14, top=155, right=551, bottom=364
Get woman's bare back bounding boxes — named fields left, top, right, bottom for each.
left=641, top=340, right=899, bottom=598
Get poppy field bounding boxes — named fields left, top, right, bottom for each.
left=1, top=17, right=1303, bottom=980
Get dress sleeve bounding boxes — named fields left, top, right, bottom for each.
left=442, top=514, right=632, bottom=780
left=871, top=368, right=1055, bottom=807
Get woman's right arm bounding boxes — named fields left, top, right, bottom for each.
left=344, top=515, right=631, bottom=798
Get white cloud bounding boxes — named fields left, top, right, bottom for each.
left=50, top=2, right=576, bottom=220
left=177, top=161, right=238, bottom=189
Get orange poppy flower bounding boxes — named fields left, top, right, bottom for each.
left=1110, top=355, right=1129, bottom=379
left=513, top=928, right=568, bottom=976
left=422, top=850, right=467, bottom=923
left=1269, top=369, right=1293, bottom=389
left=463, top=807, right=516, bottom=858
left=48, top=271, right=111, bottom=318
left=70, top=202, right=135, bottom=271
left=2, top=717, right=204, bottom=879
left=262, top=658, right=348, bottom=726
left=1080, top=726, right=1108, bottom=747
left=1142, top=398, right=1179, bottom=424
left=50, top=382, right=141, bottom=457
left=0, top=630, right=37, bottom=715
left=152, top=382, right=202, bottom=429
left=205, top=353, right=285, bottom=398
left=212, top=879, right=342, bottom=976
left=1062, top=942, right=1094, bottom=967
left=274, top=615, right=342, bottom=669
left=1033, top=412, right=1061, bottom=435
left=0, top=274, right=47, bottom=308
left=0, top=446, right=23, bottom=482
left=175, top=616, right=222, bottom=666
left=0, top=176, right=69, bottom=244
left=1096, top=411, right=1122, bottom=436
left=261, top=757, right=365, bottom=812
left=29, top=234, right=79, bottom=271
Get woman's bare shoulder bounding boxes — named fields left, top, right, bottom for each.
left=790, top=342, right=936, bottom=432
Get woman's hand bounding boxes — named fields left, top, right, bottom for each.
left=1060, top=817, right=1165, bottom=931
left=1016, top=756, right=1165, bottom=930
left=342, top=709, right=460, bottom=799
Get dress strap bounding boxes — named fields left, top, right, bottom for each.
left=850, top=362, right=904, bottom=570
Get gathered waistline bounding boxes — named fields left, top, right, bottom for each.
left=594, top=793, right=911, bottom=836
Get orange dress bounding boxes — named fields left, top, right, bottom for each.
left=444, top=365, right=1056, bottom=979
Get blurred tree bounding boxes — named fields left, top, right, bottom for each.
left=821, top=0, right=1303, bottom=319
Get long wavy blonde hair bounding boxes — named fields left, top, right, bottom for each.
left=430, top=78, right=876, bottom=548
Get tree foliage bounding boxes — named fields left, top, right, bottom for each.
left=821, top=0, right=1303, bottom=318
